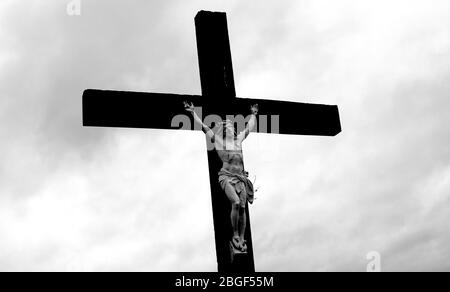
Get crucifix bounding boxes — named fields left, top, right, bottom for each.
left=82, top=11, right=341, bottom=272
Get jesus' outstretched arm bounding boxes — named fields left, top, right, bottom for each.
left=237, top=104, right=259, bottom=142
left=184, top=101, right=215, bottom=142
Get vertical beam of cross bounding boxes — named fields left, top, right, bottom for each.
left=195, top=11, right=255, bottom=272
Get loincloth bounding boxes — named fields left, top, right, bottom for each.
left=218, top=168, right=254, bottom=208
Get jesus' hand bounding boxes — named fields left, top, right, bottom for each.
left=251, top=104, right=259, bottom=115
left=183, top=101, right=195, bottom=113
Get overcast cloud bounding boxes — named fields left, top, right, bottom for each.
left=0, top=0, right=449, bottom=271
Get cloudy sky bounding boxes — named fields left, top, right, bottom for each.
left=0, top=0, right=449, bottom=272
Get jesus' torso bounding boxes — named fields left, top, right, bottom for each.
left=214, top=136, right=244, bottom=174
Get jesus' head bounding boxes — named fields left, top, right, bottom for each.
left=216, top=119, right=237, bottom=140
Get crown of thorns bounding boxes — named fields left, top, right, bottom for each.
left=220, top=120, right=233, bottom=125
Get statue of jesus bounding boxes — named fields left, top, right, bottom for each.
left=184, top=101, right=259, bottom=252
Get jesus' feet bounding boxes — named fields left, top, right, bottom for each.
left=240, top=239, right=247, bottom=252
left=232, top=236, right=241, bottom=250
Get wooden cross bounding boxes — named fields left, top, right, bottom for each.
left=82, top=11, right=341, bottom=272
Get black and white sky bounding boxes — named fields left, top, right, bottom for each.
left=0, top=0, right=449, bottom=271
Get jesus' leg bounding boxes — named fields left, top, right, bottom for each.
left=223, top=181, right=241, bottom=248
left=238, top=207, right=247, bottom=252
